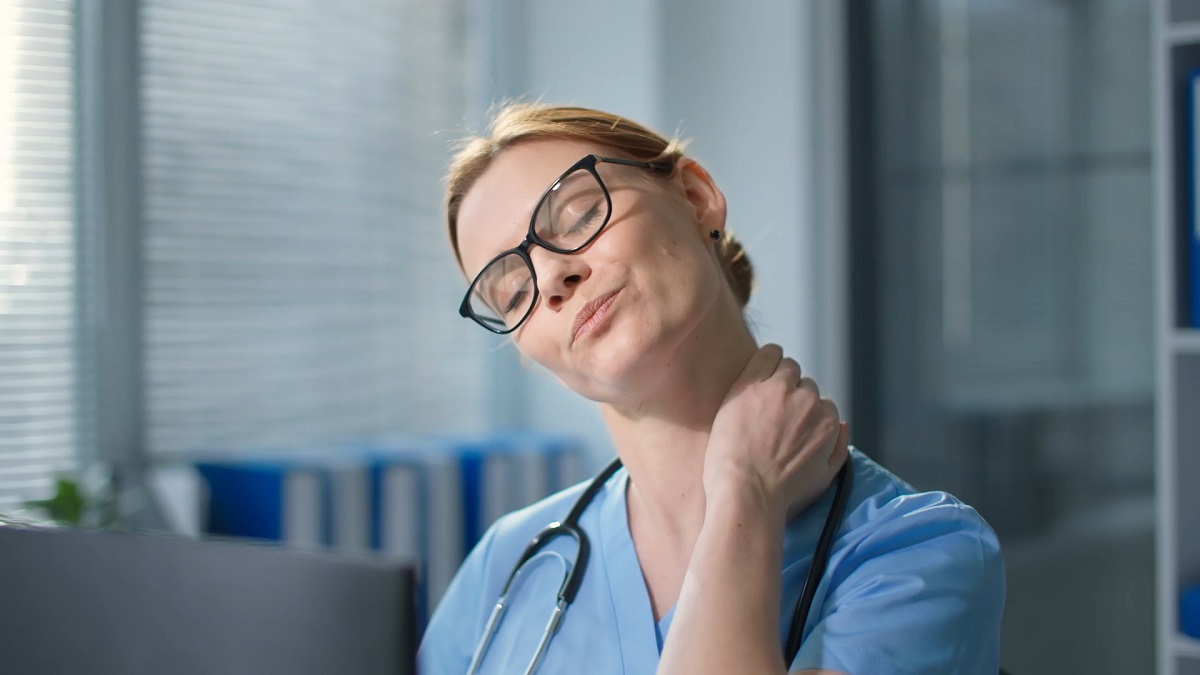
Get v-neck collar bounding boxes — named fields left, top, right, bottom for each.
left=597, top=468, right=664, bottom=672
left=655, top=604, right=677, bottom=652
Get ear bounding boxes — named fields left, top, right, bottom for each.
left=676, top=157, right=728, bottom=238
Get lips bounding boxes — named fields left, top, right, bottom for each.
left=571, top=289, right=620, bottom=342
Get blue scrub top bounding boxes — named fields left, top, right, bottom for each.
left=418, top=449, right=1005, bottom=674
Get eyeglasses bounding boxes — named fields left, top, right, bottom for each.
left=459, top=154, right=671, bottom=334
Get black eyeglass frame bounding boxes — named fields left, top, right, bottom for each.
left=458, top=154, right=671, bottom=334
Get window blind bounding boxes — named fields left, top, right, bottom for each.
left=140, top=0, right=488, bottom=456
left=0, top=0, right=77, bottom=512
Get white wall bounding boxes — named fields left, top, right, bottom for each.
left=660, top=0, right=848, bottom=409
left=470, top=0, right=847, bottom=469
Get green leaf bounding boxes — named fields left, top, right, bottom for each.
left=24, top=477, right=88, bottom=525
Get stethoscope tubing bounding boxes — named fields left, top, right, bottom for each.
left=466, top=456, right=851, bottom=673
left=785, top=460, right=854, bottom=662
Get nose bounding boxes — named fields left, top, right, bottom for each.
left=529, top=246, right=589, bottom=311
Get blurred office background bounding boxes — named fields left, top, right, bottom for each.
left=0, top=0, right=1156, bottom=673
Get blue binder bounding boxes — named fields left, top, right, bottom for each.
left=422, top=431, right=584, bottom=558
left=191, top=432, right=586, bottom=624
left=195, top=457, right=333, bottom=548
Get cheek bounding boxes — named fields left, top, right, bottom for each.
left=609, top=218, right=690, bottom=277
left=642, top=228, right=717, bottom=295
left=511, top=317, right=562, bottom=369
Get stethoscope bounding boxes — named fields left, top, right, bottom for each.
left=466, top=456, right=854, bottom=675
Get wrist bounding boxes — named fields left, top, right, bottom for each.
left=703, top=472, right=787, bottom=533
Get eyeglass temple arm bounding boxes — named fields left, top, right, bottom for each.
left=596, top=156, right=672, bottom=173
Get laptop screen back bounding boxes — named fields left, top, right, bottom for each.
left=0, top=526, right=416, bottom=675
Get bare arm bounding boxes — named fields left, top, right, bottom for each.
left=658, top=480, right=788, bottom=672
left=657, top=345, right=849, bottom=675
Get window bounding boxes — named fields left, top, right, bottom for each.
left=140, top=0, right=486, bottom=456
left=0, top=0, right=78, bottom=512
left=1, top=0, right=485, bottom=512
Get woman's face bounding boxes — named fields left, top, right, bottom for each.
left=456, top=138, right=729, bottom=403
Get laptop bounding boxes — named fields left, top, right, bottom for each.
left=0, top=525, right=416, bottom=675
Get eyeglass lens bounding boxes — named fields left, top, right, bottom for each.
left=468, top=167, right=609, bottom=329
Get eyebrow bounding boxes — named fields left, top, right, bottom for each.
left=467, top=187, right=541, bottom=277
left=466, top=153, right=593, bottom=276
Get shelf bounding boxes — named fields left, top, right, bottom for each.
left=1178, top=633, right=1200, bottom=659
left=1169, top=22, right=1200, bottom=45
left=1174, top=330, right=1200, bottom=352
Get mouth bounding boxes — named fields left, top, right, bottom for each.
left=571, top=289, right=621, bottom=343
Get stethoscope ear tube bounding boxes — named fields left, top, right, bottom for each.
left=783, top=461, right=854, bottom=663
left=523, top=599, right=569, bottom=675
left=467, top=600, right=507, bottom=675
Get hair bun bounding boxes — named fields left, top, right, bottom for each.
left=716, top=231, right=754, bottom=307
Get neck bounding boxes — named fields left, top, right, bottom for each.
left=600, top=296, right=758, bottom=543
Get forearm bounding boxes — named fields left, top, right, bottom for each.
left=657, top=484, right=788, bottom=675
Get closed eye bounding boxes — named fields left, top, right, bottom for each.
left=503, top=285, right=531, bottom=315
left=568, top=202, right=602, bottom=234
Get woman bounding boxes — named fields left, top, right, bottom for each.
left=418, top=104, right=1005, bottom=674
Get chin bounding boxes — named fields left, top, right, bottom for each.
left=564, top=325, right=678, bottom=403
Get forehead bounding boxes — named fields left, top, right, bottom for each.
left=456, top=138, right=611, bottom=279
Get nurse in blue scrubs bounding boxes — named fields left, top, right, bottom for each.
left=420, top=103, right=1006, bottom=674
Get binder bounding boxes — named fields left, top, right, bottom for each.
left=437, top=431, right=586, bottom=556
left=370, top=461, right=421, bottom=562
left=195, top=458, right=332, bottom=549
left=488, top=429, right=590, bottom=494
left=328, top=461, right=371, bottom=554
left=1191, top=71, right=1200, bottom=327
left=190, top=431, right=586, bottom=619
left=414, top=450, right=463, bottom=609
left=352, top=437, right=465, bottom=616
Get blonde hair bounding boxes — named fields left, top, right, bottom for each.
left=445, top=102, right=754, bottom=307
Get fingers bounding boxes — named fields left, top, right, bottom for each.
left=777, top=357, right=802, bottom=387
left=736, top=343, right=784, bottom=386
left=814, top=398, right=841, bottom=463
left=829, top=420, right=850, bottom=469
left=817, top=397, right=839, bottom=423
left=797, top=375, right=820, bottom=398
left=773, top=357, right=820, bottom=398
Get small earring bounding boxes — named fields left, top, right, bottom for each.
left=709, top=229, right=720, bottom=241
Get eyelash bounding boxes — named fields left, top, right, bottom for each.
left=568, top=203, right=601, bottom=233
left=504, top=287, right=529, bottom=315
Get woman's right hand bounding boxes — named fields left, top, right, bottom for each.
left=703, top=344, right=849, bottom=526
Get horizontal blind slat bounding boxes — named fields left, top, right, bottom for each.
left=140, top=0, right=485, bottom=459
left=0, top=0, right=79, bottom=509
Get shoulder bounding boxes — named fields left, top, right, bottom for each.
left=786, top=450, right=1005, bottom=673
left=786, top=448, right=1004, bottom=606
left=787, top=448, right=1004, bottom=617
left=788, top=449, right=995, bottom=550
left=831, top=448, right=999, bottom=547
left=796, top=446, right=993, bottom=540
left=827, top=449, right=1002, bottom=580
